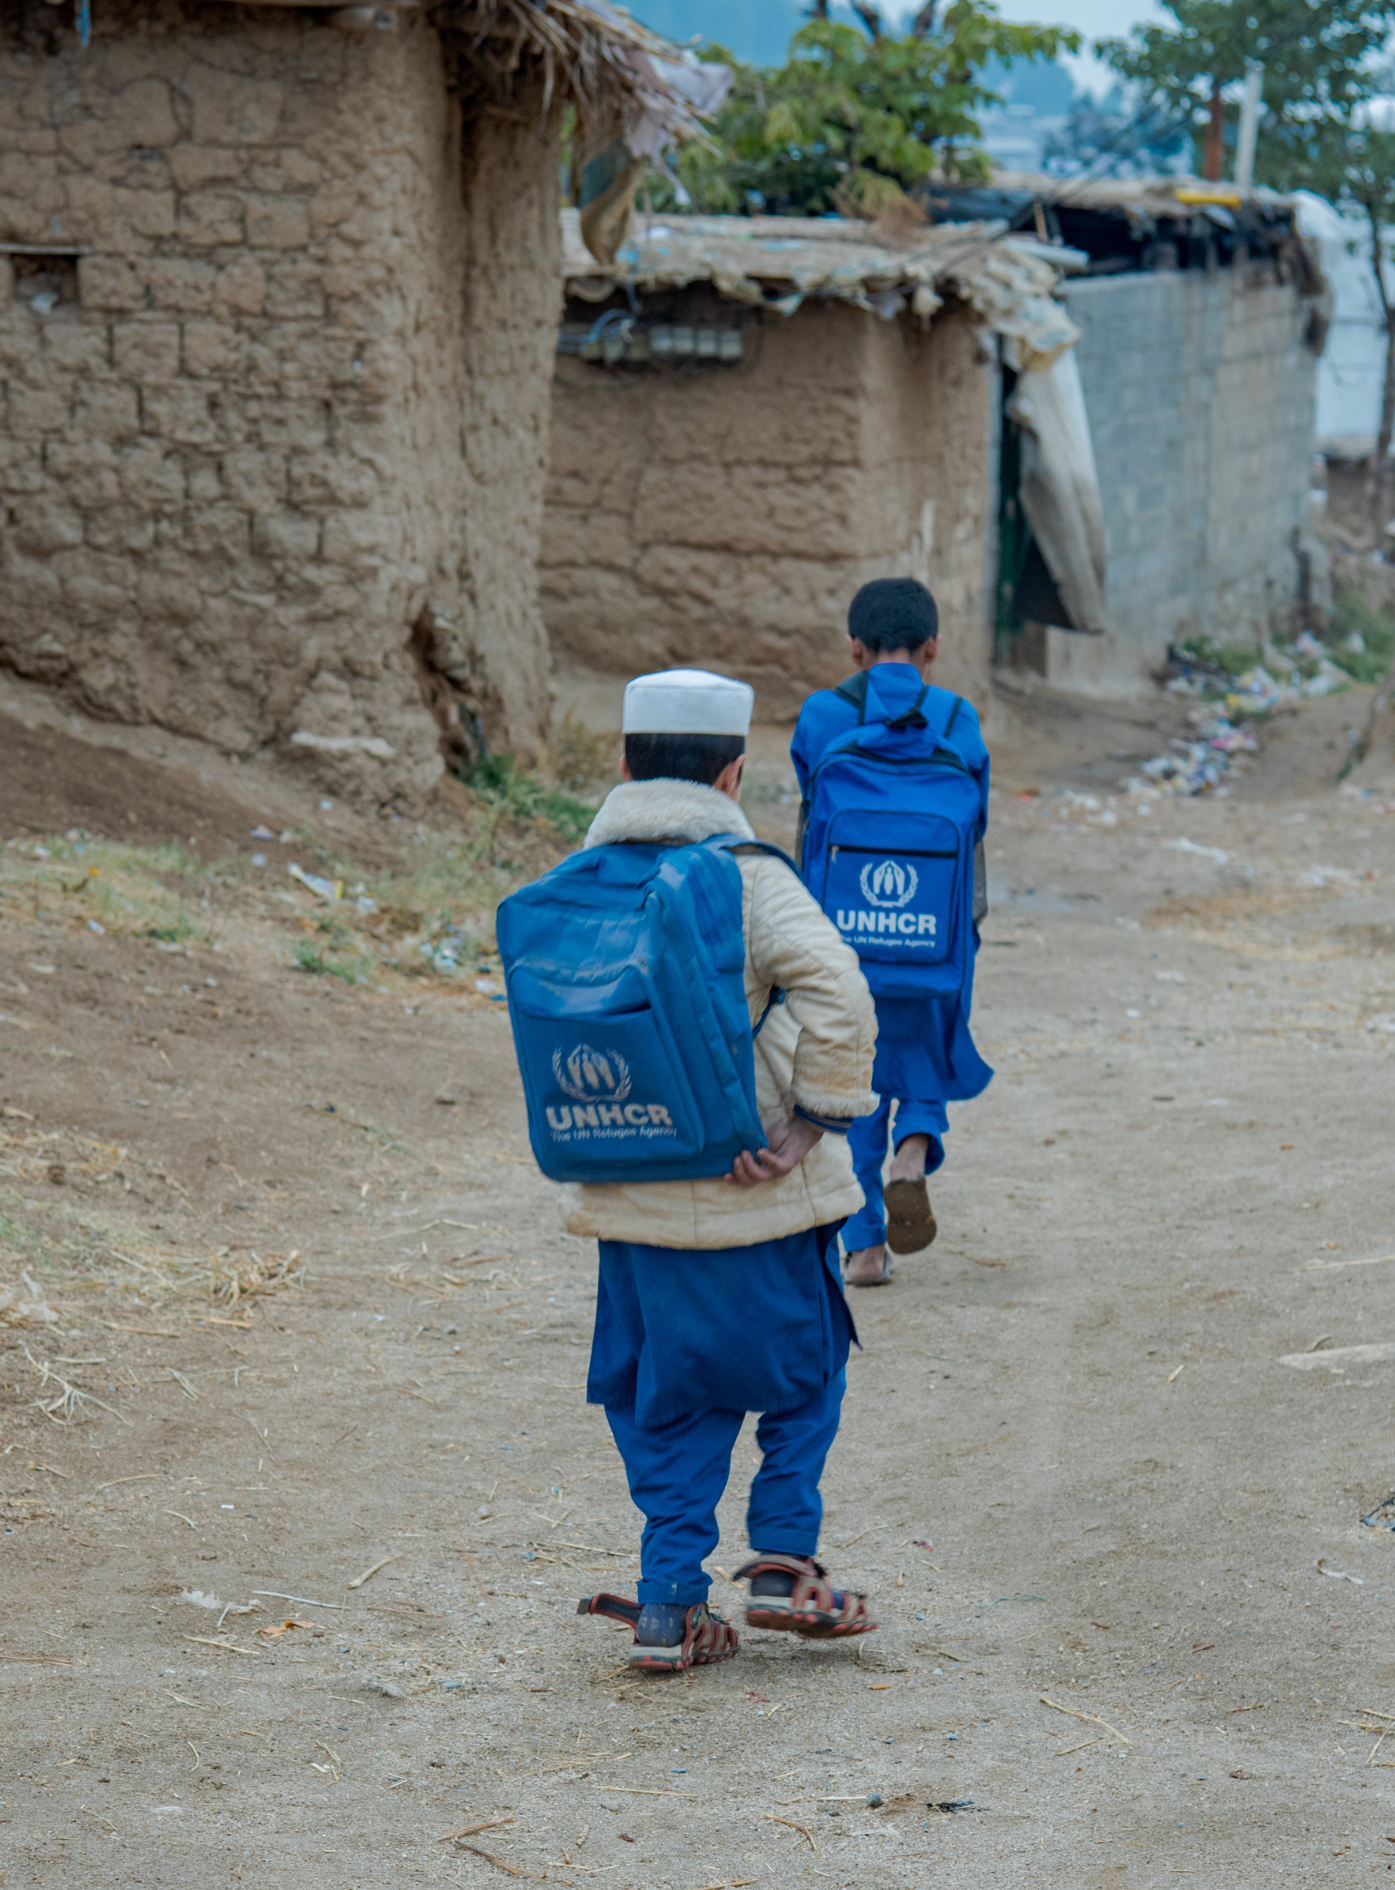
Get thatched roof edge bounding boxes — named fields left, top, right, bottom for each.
left=436, top=0, right=710, bottom=136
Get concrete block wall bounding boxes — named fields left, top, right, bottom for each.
left=542, top=300, right=997, bottom=722
left=0, top=1, right=558, bottom=796
left=1052, top=265, right=1316, bottom=693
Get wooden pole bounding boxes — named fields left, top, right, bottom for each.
left=1203, top=77, right=1224, bottom=182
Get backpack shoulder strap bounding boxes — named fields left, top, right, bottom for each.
left=832, top=671, right=871, bottom=724
left=710, top=834, right=800, bottom=875
left=942, top=693, right=964, bottom=737
left=703, top=834, right=798, bottom=1036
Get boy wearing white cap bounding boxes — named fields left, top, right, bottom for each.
left=546, top=669, right=881, bottom=1672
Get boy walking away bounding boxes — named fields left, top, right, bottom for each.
left=497, top=669, right=881, bottom=1673
left=791, top=578, right=992, bottom=1289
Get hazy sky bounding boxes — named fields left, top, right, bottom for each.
left=633, top=1, right=1171, bottom=90
left=996, top=0, right=1168, bottom=90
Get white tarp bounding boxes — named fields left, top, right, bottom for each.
left=1006, top=346, right=1109, bottom=635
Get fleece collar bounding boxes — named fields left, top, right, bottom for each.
left=584, top=778, right=754, bottom=850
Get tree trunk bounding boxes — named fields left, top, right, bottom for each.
left=852, top=0, right=882, bottom=35
left=1364, top=199, right=1395, bottom=544
left=1370, top=314, right=1395, bottom=543
left=1203, top=77, right=1224, bottom=181
left=909, top=1, right=937, bottom=33
left=806, top=0, right=830, bottom=17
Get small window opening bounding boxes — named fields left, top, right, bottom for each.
left=6, top=249, right=82, bottom=313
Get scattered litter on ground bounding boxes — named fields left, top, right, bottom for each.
left=857, top=1635, right=909, bottom=1673
left=1161, top=638, right=1353, bottom=708
left=1278, top=1342, right=1395, bottom=1371
left=178, top=1590, right=223, bottom=1611
left=438, top=1817, right=516, bottom=1844
left=212, top=1251, right=302, bottom=1311
left=288, top=862, right=343, bottom=902
left=361, top=1678, right=408, bottom=1699
left=1040, top=1695, right=1134, bottom=1746
left=1317, top=1559, right=1364, bottom=1584
left=21, top=1342, right=131, bottom=1425
left=0, top=1271, right=58, bottom=1326
left=348, top=1553, right=399, bottom=1590
left=1361, top=1494, right=1395, bottom=1531
left=1162, top=837, right=1230, bottom=864
left=250, top=1590, right=346, bottom=1610
left=1302, top=1252, right=1395, bottom=1273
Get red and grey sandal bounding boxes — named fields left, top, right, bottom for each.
left=734, top=1553, right=878, bottom=1639
left=576, top=1592, right=740, bottom=1673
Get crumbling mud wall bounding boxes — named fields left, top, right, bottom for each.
left=0, top=0, right=557, bottom=800
left=541, top=298, right=996, bottom=722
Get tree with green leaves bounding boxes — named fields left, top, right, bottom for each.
left=668, top=4, right=1079, bottom=219
left=1098, top=0, right=1395, bottom=183
left=1101, top=4, right=1395, bottom=530
left=1276, top=120, right=1395, bottom=527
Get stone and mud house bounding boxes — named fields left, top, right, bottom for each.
left=542, top=177, right=1329, bottom=722
left=0, top=0, right=702, bottom=803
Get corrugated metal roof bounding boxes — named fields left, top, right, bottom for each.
left=984, top=170, right=1298, bottom=216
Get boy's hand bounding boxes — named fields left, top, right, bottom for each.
left=726, top=1117, right=823, bottom=1188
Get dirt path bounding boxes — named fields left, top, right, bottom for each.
left=3, top=693, right=1395, bottom=1889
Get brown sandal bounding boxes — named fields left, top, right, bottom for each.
left=576, top=1593, right=740, bottom=1672
left=884, top=1176, right=937, bottom=1254
left=734, top=1553, right=878, bottom=1639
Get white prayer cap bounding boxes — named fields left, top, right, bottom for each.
left=622, top=668, right=754, bottom=738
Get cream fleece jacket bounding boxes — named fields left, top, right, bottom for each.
left=557, top=778, right=878, bottom=1250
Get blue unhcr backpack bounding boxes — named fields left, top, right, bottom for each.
left=496, top=834, right=793, bottom=1186
left=799, top=674, right=981, bottom=1003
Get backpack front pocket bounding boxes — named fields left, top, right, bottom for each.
left=510, top=999, right=703, bottom=1179
left=819, top=813, right=960, bottom=965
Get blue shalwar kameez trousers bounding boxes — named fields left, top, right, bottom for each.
left=792, top=663, right=994, bottom=1251
left=587, top=1224, right=854, bottom=1606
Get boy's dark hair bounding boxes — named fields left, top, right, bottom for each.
left=624, top=733, right=746, bottom=786
left=847, top=577, right=939, bottom=652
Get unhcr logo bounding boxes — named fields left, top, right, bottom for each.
left=859, top=858, right=918, bottom=908
left=546, top=1042, right=674, bottom=1135
left=836, top=860, right=936, bottom=939
left=552, top=1043, right=631, bottom=1103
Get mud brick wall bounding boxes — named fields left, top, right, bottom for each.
left=541, top=298, right=996, bottom=723
left=1049, top=266, right=1317, bottom=695
left=0, top=2, right=558, bottom=798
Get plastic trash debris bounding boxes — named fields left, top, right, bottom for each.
left=1316, top=1558, right=1364, bottom=1584
left=420, top=924, right=472, bottom=975
left=251, top=853, right=267, bottom=868
left=288, top=863, right=342, bottom=901
left=249, top=825, right=275, bottom=840
left=0, top=1271, right=59, bottom=1326
left=1278, top=1341, right=1395, bottom=1371
left=1163, top=838, right=1229, bottom=864
left=1361, top=1493, right=1395, bottom=1531
left=87, top=918, right=106, bottom=934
